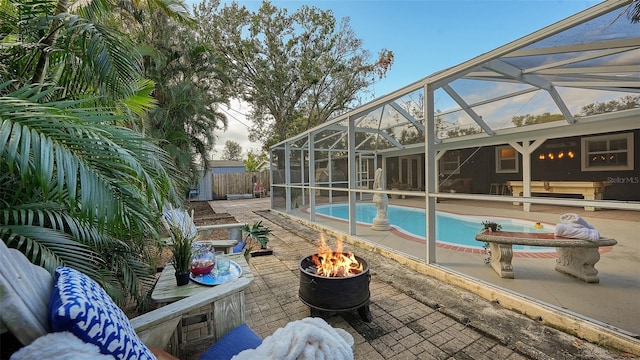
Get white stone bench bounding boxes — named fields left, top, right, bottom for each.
left=475, top=230, right=617, bottom=283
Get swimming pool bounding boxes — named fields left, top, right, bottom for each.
left=314, top=203, right=554, bottom=252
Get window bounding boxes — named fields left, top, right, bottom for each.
left=440, top=151, right=460, bottom=175
left=495, top=146, right=518, bottom=173
left=581, top=133, right=634, bottom=171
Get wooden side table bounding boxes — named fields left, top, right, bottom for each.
left=151, top=254, right=253, bottom=356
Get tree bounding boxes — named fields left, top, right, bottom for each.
left=222, top=140, right=243, bottom=161
left=111, top=3, right=232, bottom=187
left=246, top=150, right=269, bottom=172
left=509, top=95, right=640, bottom=127
left=578, top=95, right=639, bottom=116
left=195, top=0, right=394, bottom=150
left=0, top=0, right=188, bottom=305
left=511, top=113, right=565, bottom=127
left=0, top=0, right=161, bottom=114
left=0, top=83, right=182, bottom=305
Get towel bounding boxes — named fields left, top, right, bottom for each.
left=232, top=317, right=354, bottom=360
left=559, top=213, right=595, bottom=229
left=10, top=332, right=116, bottom=360
left=555, top=223, right=600, bottom=241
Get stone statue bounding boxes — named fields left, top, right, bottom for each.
left=372, top=168, right=391, bottom=231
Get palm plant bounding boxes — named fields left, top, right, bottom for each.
left=0, top=83, right=183, bottom=304
left=0, top=0, right=196, bottom=306
left=240, top=221, right=272, bottom=259
left=138, top=13, right=231, bottom=182
left=161, top=209, right=198, bottom=276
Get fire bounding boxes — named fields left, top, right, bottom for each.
left=311, top=235, right=363, bottom=277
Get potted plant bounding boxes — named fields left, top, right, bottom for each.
left=481, top=220, right=502, bottom=232
left=162, top=209, right=198, bottom=286
left=480, top=220, right=501, bottom=264
left=241, top=220, right=272, bottom=259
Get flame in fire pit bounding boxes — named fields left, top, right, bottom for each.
left=311, top=235, right=363, bottom=277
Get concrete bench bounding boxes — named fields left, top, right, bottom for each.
left=475, top=230, right=617, bottom=283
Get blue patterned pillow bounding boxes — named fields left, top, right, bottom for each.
left=49, top=267, right=155, bottom=360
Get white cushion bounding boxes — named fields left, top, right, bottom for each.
left=10, top=331, right=116, bottom=360
left=0, top=241, right=52, bottom=345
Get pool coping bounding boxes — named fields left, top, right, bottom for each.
left=302, top=204, right=614, bottom=258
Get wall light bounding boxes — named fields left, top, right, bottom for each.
left=538, top=150, right=576, bottom=160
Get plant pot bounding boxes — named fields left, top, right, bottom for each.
left=251, top=247, right=273, bottom=257
left=175, top=271, right=190, bottom=286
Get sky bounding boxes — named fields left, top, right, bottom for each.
left=188, top=0, right=602, bottom=159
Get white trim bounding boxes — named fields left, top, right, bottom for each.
left=439, top=151, right=460, bottom=175
left=581, top=133, right=634, bottom=172
left=495, top=145, right=519, bottom=173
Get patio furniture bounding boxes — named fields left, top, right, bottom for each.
left=162, top=208, right=241, bottom=253
left=489, top=182, right=508, bottom=195
left=475, top=230, right=617, bottom=283
left=1, top=240, right=355, bottom=359
left=0, top=240, right=254, bottom=357
left=253, top=182, right=266, bottom=198
left=189, top=187, right=200, bottom=201
left=439, top=178, right=472, bottom=193
left=149, top=253, right=253, bottom=356
left=506, top=181, right=611, bottom=211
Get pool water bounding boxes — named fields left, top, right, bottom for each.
left=315, top=203, right=554, bottom=252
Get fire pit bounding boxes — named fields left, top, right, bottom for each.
left=298, top=249, right=372, bottom=322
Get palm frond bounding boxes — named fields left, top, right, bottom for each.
left=1, top=224, right=104, bottom=279
left=120, top=78, right=157, bottom=116
left=52, top=13, right=143, bottom=101
left=1, top=84, right=182, bottom=228
left=148, top=0, right=194, bottom=25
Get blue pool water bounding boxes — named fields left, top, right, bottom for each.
left=315, top=203, right=554, bottom=252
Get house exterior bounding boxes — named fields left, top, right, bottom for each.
left=266, top=1, right=639, bottom=350
left=378, top=128, right=638, bottom=201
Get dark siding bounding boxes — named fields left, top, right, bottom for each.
left=460, top=130, right=640, bottom=201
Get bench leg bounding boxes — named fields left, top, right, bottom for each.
left=489, top=243, right=514, bottom=279
left=555, top=247, right=600, bottom=283
left=512, top=192, right=521, bottom=206
left=583, top=192, right=605, bottom=211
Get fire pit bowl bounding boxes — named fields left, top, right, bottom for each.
left=299, top=253, right=372, bottom=322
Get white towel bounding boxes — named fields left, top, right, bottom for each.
left=10, top=332, right=116, bottom=360
left=555, top=223, right=600, bottom=241
left=559, top=213, right=594, bottom=229
left=232, top=317, right=354, bottom=360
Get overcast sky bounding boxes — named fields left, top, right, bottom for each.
left=192, top=0, right=600, bottom=159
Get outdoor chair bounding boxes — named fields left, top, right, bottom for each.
left=162, top=207, right=245, bottom=254
left=253, top=182, right=266, bottom=198
left=188, top=187, right=200, bottom=201
left=0, top=240, right=354, bottom=359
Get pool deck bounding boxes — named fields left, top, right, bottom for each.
left=291, top=197, right=639, bottom=336
left=202, top=197, right=639, bottom=359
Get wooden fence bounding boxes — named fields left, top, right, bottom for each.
left=212, top=172, right=271, bottom=199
